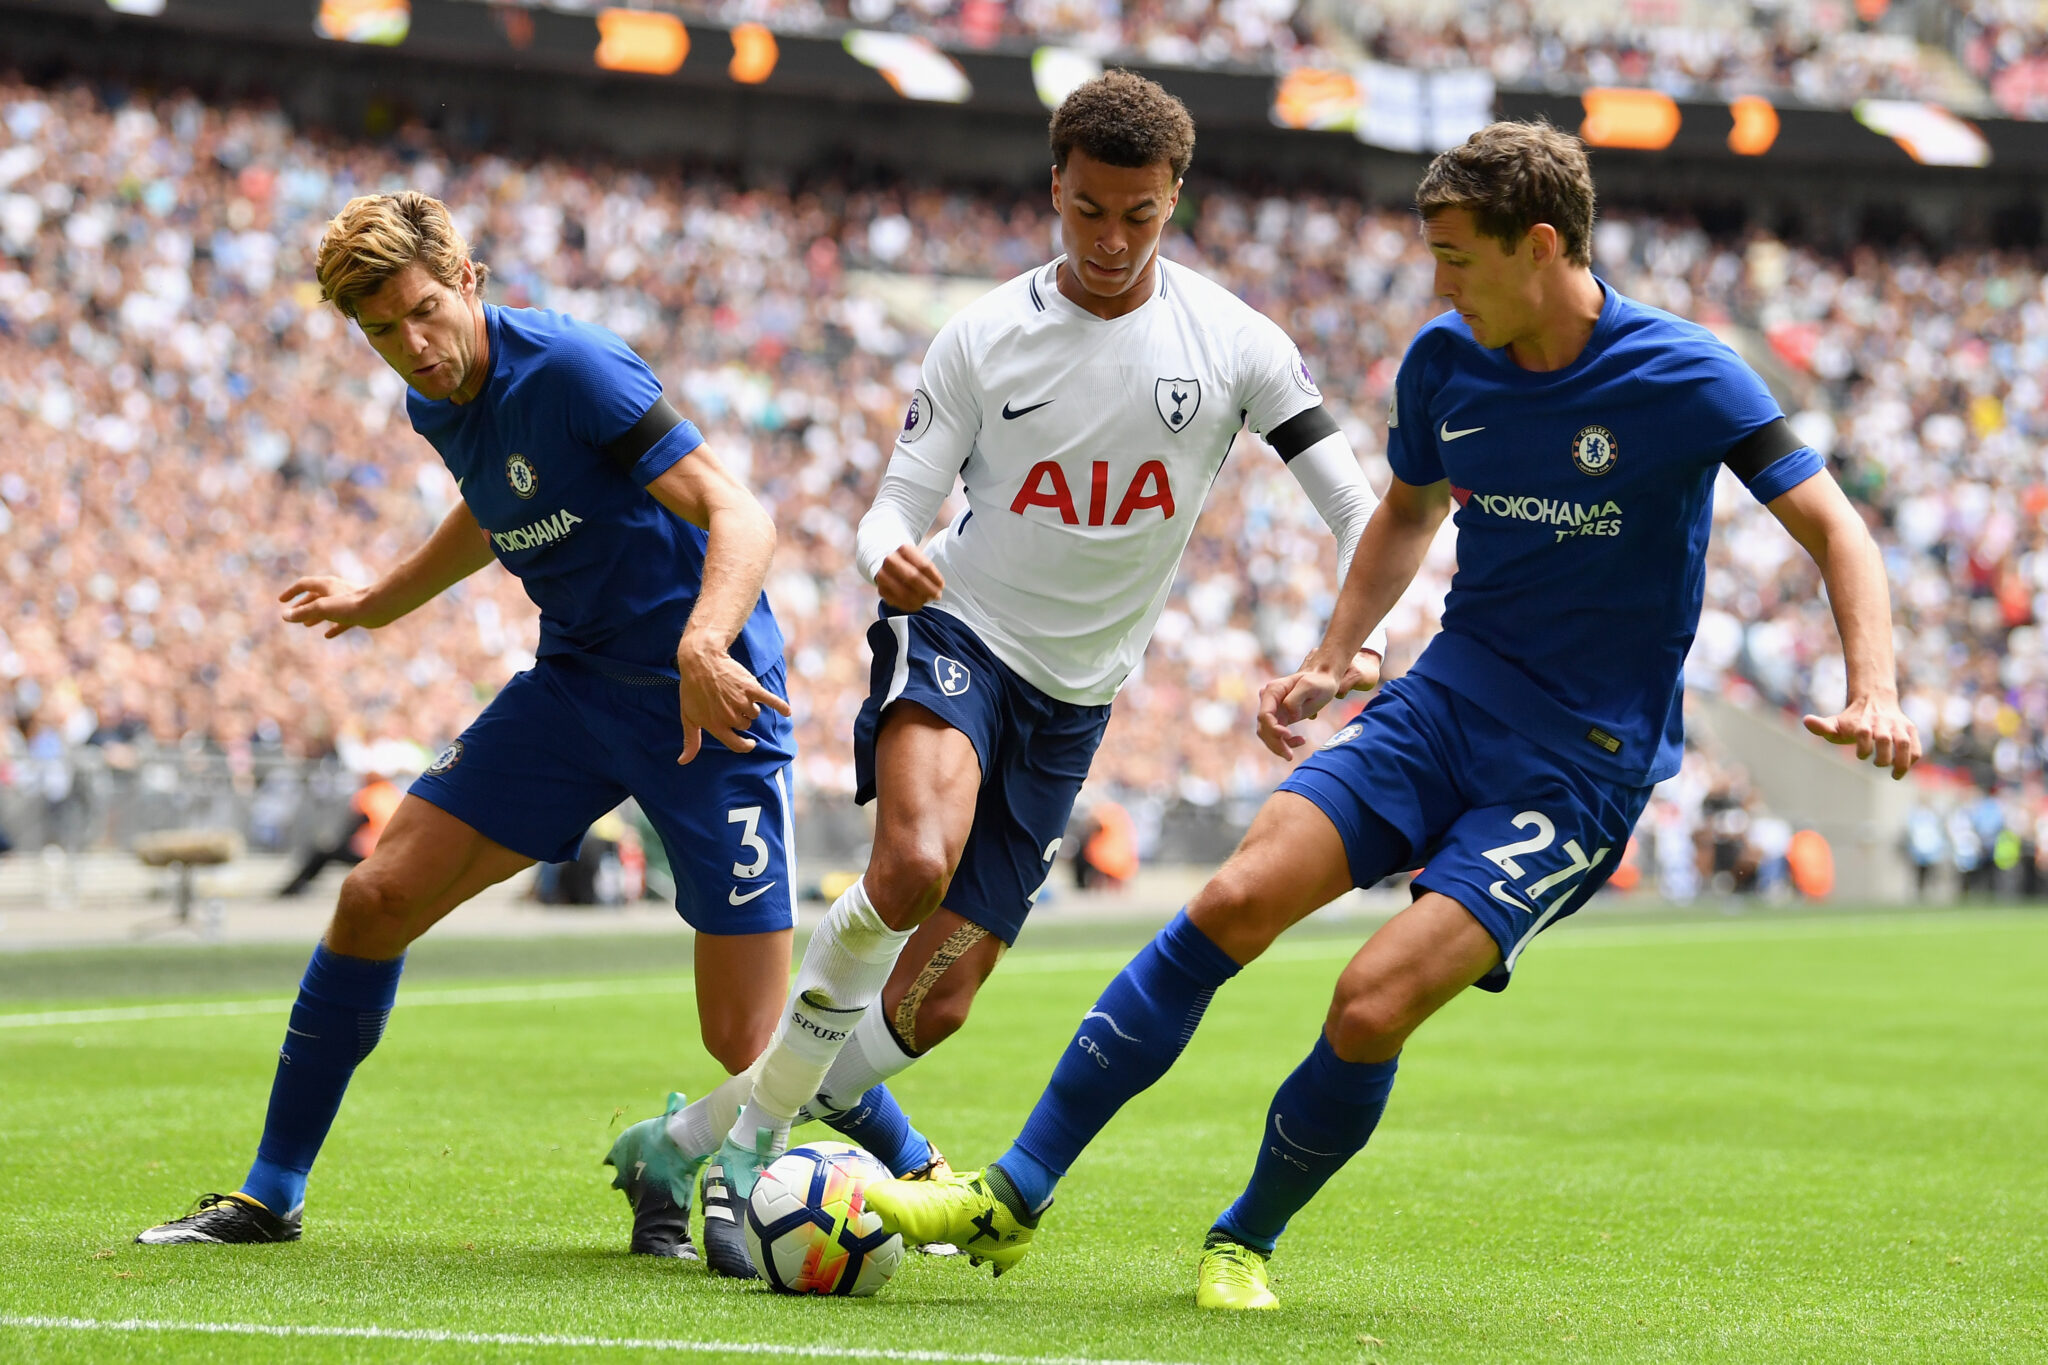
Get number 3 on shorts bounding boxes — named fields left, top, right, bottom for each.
left=727, top=805, right=769, bottom=879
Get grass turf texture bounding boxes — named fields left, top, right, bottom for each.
left=1, top=909, right=2043, bottom=1363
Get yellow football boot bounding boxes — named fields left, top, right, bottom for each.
left=863, top=1168, right=1037, bottom=1276
left=1195, top=1239, right=1279, bottom=1310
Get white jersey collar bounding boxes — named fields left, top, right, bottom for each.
left=1035, top=255, right=1170, bottom=322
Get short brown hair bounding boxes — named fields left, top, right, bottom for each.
left=1415, top=121, right=1595, bottom=267
left=1050, top=70, right=1196, bottom=181
left=315, top=191, right=487, bottom=319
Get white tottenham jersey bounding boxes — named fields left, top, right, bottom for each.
left=868, top=256, right=1353, bottom=706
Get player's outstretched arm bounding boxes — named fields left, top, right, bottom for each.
left=1280, top=429, right=1389, bottom=691
left=645, top=445, right=791, bottom=763
left=279, top=500, right=494, bottom=637
left=1765, top=470, right=1922, bottom=779
left=1257, top=476, right=1449, bottom=758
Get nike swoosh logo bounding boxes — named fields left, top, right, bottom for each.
left=1487, top=880, right=1536, bottom=913
left=1083, top=1010, right=1139, bottom=1042
left=1440, top=423, right=1484, bottom=441
left=1274, top=1114, right=1342, bottom=1156
left=728, top=883, right=773, bottom=905
left=1002, top=399, right=1055, bottom=420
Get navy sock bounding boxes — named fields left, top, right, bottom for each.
left=822, top=1084, right=932, bottom=1178
left=240, top=945, right=404, bottom=1214
left=1212, top=1034, right=1399, bottom=1254
left=994, top=910, right=1241, bottom=1215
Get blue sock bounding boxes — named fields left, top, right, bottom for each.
left=1212, top=1034, right=1399, bottom=1254
left=994, top=909, right=1241, bottom=1215
left=822, top=1084, right=933, bottom=1178
left=239, top=945, right=404, bottom=1214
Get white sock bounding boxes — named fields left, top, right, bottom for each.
left=667, top=1068, right=755, bottom=1159
left=730, top=879, right=912, bottom=1141
left=810, top=1006, right=920, bottom=1116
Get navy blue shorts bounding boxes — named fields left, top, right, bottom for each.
left=1279, top=674, right=1652, bottom=992
left=853, top=607, right=1111, bottom=945
left=408, top=654, right=797, bottom=936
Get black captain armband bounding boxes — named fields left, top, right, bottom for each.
left=603, top=395, right=685, bottom=474
left=1267, top=405, right=1341, bottom=462
left=1722, top=416, right=1806, bottom=483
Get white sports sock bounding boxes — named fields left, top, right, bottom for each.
left=731, top=879, right=912, bottom=1140
left=666, top=1068, right=755, bottom=1159
left=811, top=1006, right=919, bottom=1115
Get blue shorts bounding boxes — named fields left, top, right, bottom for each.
left=853, top=607, right=1111, bottom=945
left=1279, top=674, right=1652, bottom=992
left=408, top=654, right=797, bottom=936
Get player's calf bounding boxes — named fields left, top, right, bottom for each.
left=875, top=911, right=1004, bottom=1054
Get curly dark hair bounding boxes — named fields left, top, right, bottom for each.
left=1415, top=121, right=1596, bottom=267
left=1049, top=70, right=1196, bottom=180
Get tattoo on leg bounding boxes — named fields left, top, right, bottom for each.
left=892, top=921, right=994, bottom=1053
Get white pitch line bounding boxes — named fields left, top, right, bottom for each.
left=0, top=911, right=2028, bottom=1032
left=0, top=976, right=698, bottom=1030
left=0, top=1314, right=1198, bottom=1365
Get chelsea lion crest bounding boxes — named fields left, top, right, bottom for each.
left=1571, top=425, right=1617, bottom=477
left=1320, top=722, right=1364, bottom=751
left=425, top=739, right=465, bottom=775
left=505, top=452, right=539, bottom=499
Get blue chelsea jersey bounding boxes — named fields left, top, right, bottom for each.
left=1386, top=282, right=1823, bottom=785
left=406, top=306, right=783, bottom=679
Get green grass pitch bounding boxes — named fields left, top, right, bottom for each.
left=1, top=908, right=2043, bottom=1363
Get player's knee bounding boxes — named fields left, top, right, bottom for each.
left=1186, top=862, right=1287, bottom=961
left=1324, top=988, right=1414, bottom=1064
left=330, top=865, right=422, bottom=956
left=864, top=839, right=953, bottom=927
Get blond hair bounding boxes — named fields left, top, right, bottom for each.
left=315, top=191, right=487, bottom=318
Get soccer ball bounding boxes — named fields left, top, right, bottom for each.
left=742, top=1140, right=904, bottom=1295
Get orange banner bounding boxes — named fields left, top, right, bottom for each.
left=1728, top=95, right=1779, bottom=155
left=730, top=23, right=778, bottom=84
left=1580, top=88, right=1681, bottom=150
left=595, top=9, right=688, bottom=75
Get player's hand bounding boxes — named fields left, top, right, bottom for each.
left=875, top=545, right=944, bottom=613
left=279, top=576, right=389, bottom=638
left=1802, top=694, right=1922, bottom=780
left=1337, top=649, right=1382, bottom=697
left=675, top=633, right=793, bottom=764
left=1256, top=666, right=1342, bottom=760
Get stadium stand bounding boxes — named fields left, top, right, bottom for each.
left=581, top=0, right=2035, bottom=114
left=0, top=70, right=2041, bottom=893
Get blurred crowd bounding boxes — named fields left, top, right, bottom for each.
left=1637, top=744, right=1808, bottom=903
left=636, top=0, right=2032, bottom=115
left=2, top=73, right=2047, bottom=871
left=1903, top=776, right=2048, bottom=899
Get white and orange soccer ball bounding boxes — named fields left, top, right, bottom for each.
left=742, top=1141, right=904, bottom=1295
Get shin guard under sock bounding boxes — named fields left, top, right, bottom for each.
left=240, top=945, right=404, bottom=1214
left=996, top=910, right=1240, bottom=1214
left=1212, top=1034, right=1398, bottom=1253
